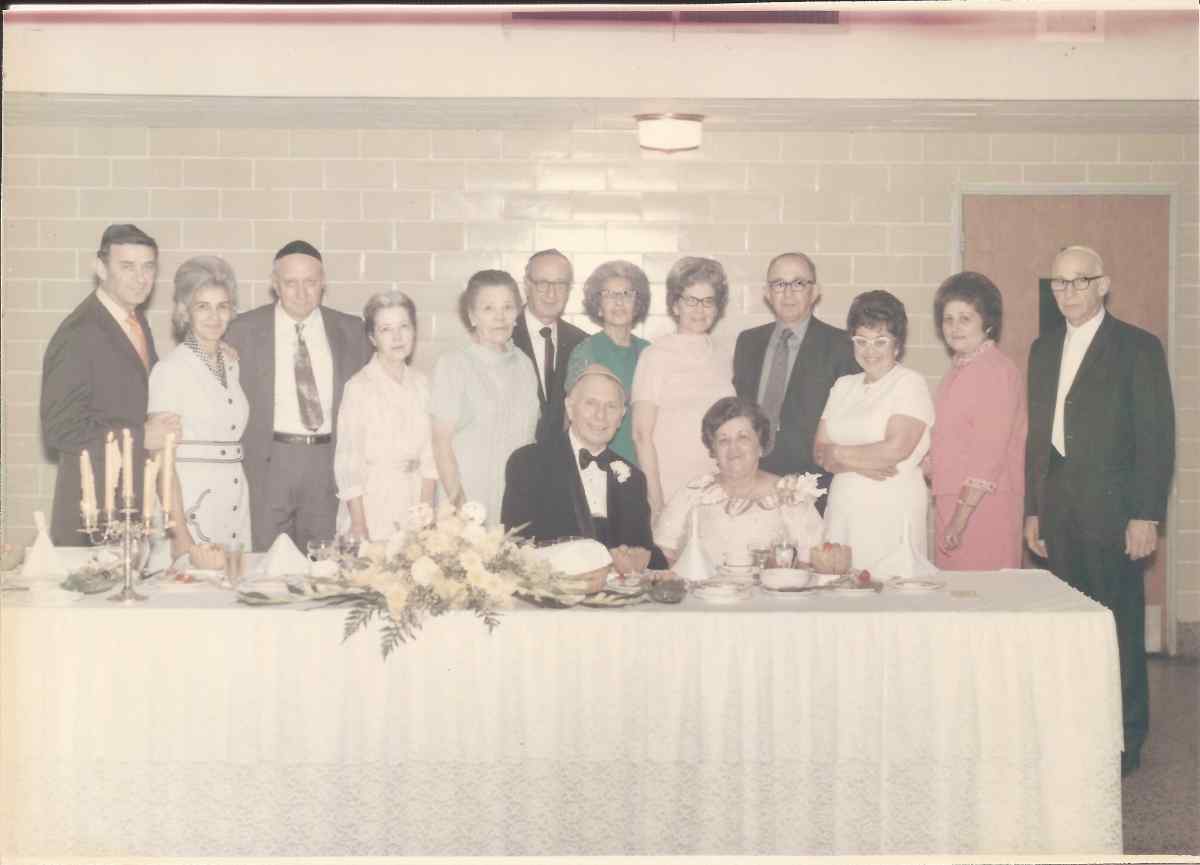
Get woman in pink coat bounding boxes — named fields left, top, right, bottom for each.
left=928, top=272, right=1027, bottom=570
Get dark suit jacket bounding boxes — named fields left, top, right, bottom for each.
left=513, top=312, right=588, bottom=443
left=1025, top=312, right=1175, bottom=541
left=732, top=317, right=859, bottom=478
left=501, top=431, right=668, bottom=569
left=41, top=293, right=159, bottom=544
left=224, top=303, right=370, bottom=551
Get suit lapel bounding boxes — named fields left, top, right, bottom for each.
left=744, top=325, right=771, bottom=394
left=513, top=313, right=547, bottom=405
left=1066, top=313, right=1114, bottom=401
left=784, top=320, right=824, bottom=402
left=322, top=307, right=346, bottom=421
left=89, top=295, right=149, bottom=381
left=604, top=448, right=622, bottom=539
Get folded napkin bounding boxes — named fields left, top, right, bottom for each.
left=865, top=522, right=938, bottom=581
left=673, top=507, right=716, bottom=584
left=21, top=512, right=66, bottom=578
left=251, top=534, right=311, bottom=579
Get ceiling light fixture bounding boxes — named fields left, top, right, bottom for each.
left=635, top=113, right=704, bottom=153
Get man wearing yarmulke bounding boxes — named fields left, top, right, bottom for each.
left=225, top=241, right=369, bottom=552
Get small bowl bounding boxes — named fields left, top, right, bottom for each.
left=761, top=567, right=813, bottom=591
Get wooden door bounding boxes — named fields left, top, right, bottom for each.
left=961, top=194, right=1173, bottom=651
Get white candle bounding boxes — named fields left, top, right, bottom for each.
left=79, top=449, right=98, bottom=529
left=122, top=428, right=134, bottom=506
left=142, top=454, right=160, bottom=522
left=161, top=431, right=176, bottom=521
left=104, top=431, right=119, bottom=517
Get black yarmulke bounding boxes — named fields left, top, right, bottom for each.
left=274, top=240, right=323, bottom=262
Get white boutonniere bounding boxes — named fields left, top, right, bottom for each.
left=610, top=460, right=631, bottom=484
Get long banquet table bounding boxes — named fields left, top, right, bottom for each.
left=1, top=565, right=1122, bottom=858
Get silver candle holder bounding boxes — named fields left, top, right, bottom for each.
left=80, top=507, right=168, bottom=603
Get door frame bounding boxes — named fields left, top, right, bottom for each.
left=951, top=185, right=1182, bottom=655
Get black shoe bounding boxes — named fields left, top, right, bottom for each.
left=1121, top=749, right=1141, bottom=777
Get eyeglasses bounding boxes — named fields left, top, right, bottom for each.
left=601, top=288, right=635, bottom=302
left=850, top=335, right=895, bottom=350
left=529, top=279, right=571, bottom=293
left=767, top=279, right=816, bottom=295
left=1049, top=275, right=1103, bottom=295
left=678, top=294, right=718, bottom=309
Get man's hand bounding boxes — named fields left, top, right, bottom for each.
left=1125, top=519, right=1158, bottom=560
left=145, top=412, right=182, bottom=450
left=219, top=340, right=240, bottom=364
left=1024, top=515, right=1047, bottom=558
left=857, top=466, right=897, bottom=482
left=610, top=545, right=651, bottom=575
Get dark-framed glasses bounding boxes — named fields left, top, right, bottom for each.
left=678, top=294, right=718, bottom=309
left=768, top=279, right=816, bottom=295
left=1049, top=275, right=1103, bottom=295
left=530, top=279, right=571, bottom=293
left=850, top=335, right=895, bottom=350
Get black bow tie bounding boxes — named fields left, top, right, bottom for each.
left=579, top=448, right=613, bottom=471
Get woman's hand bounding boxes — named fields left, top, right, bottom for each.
left=938, top=508, right=972, bottom=554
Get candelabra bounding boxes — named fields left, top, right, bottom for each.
left=80, top=508, right=166, bottom=603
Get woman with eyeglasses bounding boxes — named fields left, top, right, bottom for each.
left=813, top=290, right=935, bottom=573
left=632, top=257, right=735, bottom=518
left=926, top=272, right=1027, bottom=569
left=563, top=260, right=652, bottom=465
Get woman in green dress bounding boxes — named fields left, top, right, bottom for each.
left=564, top=260, right=652, bottom=465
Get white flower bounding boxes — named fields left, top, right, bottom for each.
left=461, top=522, right=487, bottom=546
left=459, top=549, right=485, bottom=577
left=779, top=472, right=826, bottom=504
left=610, top=460, right=631, bottom=484
left=385, top=529, right=408, bottom=560
left=460, top=501, right=487, bottom=525
left=408, top=502, right=435, bottom=529
left=410, top=556, right=442, bottom=586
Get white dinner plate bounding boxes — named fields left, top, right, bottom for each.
left=692, top=583, right=752, bottom=604
left=827, top=584, right=876, bottom=597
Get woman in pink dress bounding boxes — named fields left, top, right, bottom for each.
left=928, top=271, right=1027, bottom=569
left=632, top=257, right=735, bottom=519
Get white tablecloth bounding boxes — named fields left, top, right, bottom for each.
left=1, top=567, right=1123, bottom=857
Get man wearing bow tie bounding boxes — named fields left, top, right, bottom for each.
left=502, top=364, right=666, bottom=573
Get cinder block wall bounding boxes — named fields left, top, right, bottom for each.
left=2, top=125, right=1196, bottom=618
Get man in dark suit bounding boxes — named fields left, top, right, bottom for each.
left=41, top=224, right=181, bottom=545
left=512, top=249, right=588, bottom=443
left=1024, top=245, right=1175, bottom=777
left=225, top=241, right=370, bottom=552
left=502, top=364, right=666, bottom=573
left=732, top=252, right=859, bottom=512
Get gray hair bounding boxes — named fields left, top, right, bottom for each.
left=665, top=256, right=729, bottom=330
left=172, top=255, right=239, bottom=340
left=523, top=248, right=574, bottom=285
left=581, top=260, right=651, bottom=327
left=765, top=251, right=818, bottom=283
left=363, top=290, right=419, bottom=364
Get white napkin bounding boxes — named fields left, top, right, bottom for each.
left=21, top=512, right=66, bottom=578
left=251, top=534, right=311, bottom=579
left=865, top=522, right=938, bottom=581
left=673, top=507, right=715, bottom=584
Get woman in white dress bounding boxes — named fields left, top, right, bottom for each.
left=654, top=397, right=825, bottom=570
left=148, top=256, right=251, bottom=555
left=814, top=290, right=935, bottom=572
left=334, top=291, right=437, bottom=541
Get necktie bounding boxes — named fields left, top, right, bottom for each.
left=760, top=329, right=793, bottom=431
left=294, top=323, right=324, bottom=432
left=540, top=325, right=555, bottom=398
left=579, top=448, right=613, bottom=471
left=125, top=313, right=150, bottom=371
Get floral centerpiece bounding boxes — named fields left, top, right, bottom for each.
left=321, top=501, right=559, bottom=658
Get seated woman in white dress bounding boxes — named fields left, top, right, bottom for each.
left=813, top=290, right=935, bottom=572
left=149, top=256, right=251, bottom=555
left=334, top=291, right=437, bottom=541
left=654, top=397, right=825, bottom=570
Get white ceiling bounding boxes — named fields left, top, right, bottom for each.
left=4, top=93, right=1197, bottom=133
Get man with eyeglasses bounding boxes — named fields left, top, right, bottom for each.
left=1024, top=244, right=1175, bottom=778
left=732, top=252, right=859, bottom=513
left=513, top=248, right=588, bottom=443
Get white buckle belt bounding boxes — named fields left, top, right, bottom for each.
left=175, top=441, right=243, bottom=463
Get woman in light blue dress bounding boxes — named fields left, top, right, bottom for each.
left=430, top=270, right=540, bottom=526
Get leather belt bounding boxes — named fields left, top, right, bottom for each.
left=273, top=432, right=332, bottom=445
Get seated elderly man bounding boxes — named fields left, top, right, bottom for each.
left=502, top=364, right=666, bottom=573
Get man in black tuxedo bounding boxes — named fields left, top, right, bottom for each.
left=1024, top=245, right=1175, bottom=777
left=41, top=224, right=182, bottom=544
left=502, top=364, right=666, bottom=573
left=732, top=252, right=859, bottom=512
left=512, top=249, right=588, bottom=443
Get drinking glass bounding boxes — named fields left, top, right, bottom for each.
left=306, top=539, right=333, bottom=562
left=771, top=542, right=796, bottom=570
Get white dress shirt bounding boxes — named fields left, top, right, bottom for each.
left=524, top=308, right=558, bottom=395
left=1051, top=308, right=1105, bottom=457
left=274, top=304, right=334, bottom=435
left=569, top=429, right=609, bottom=518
